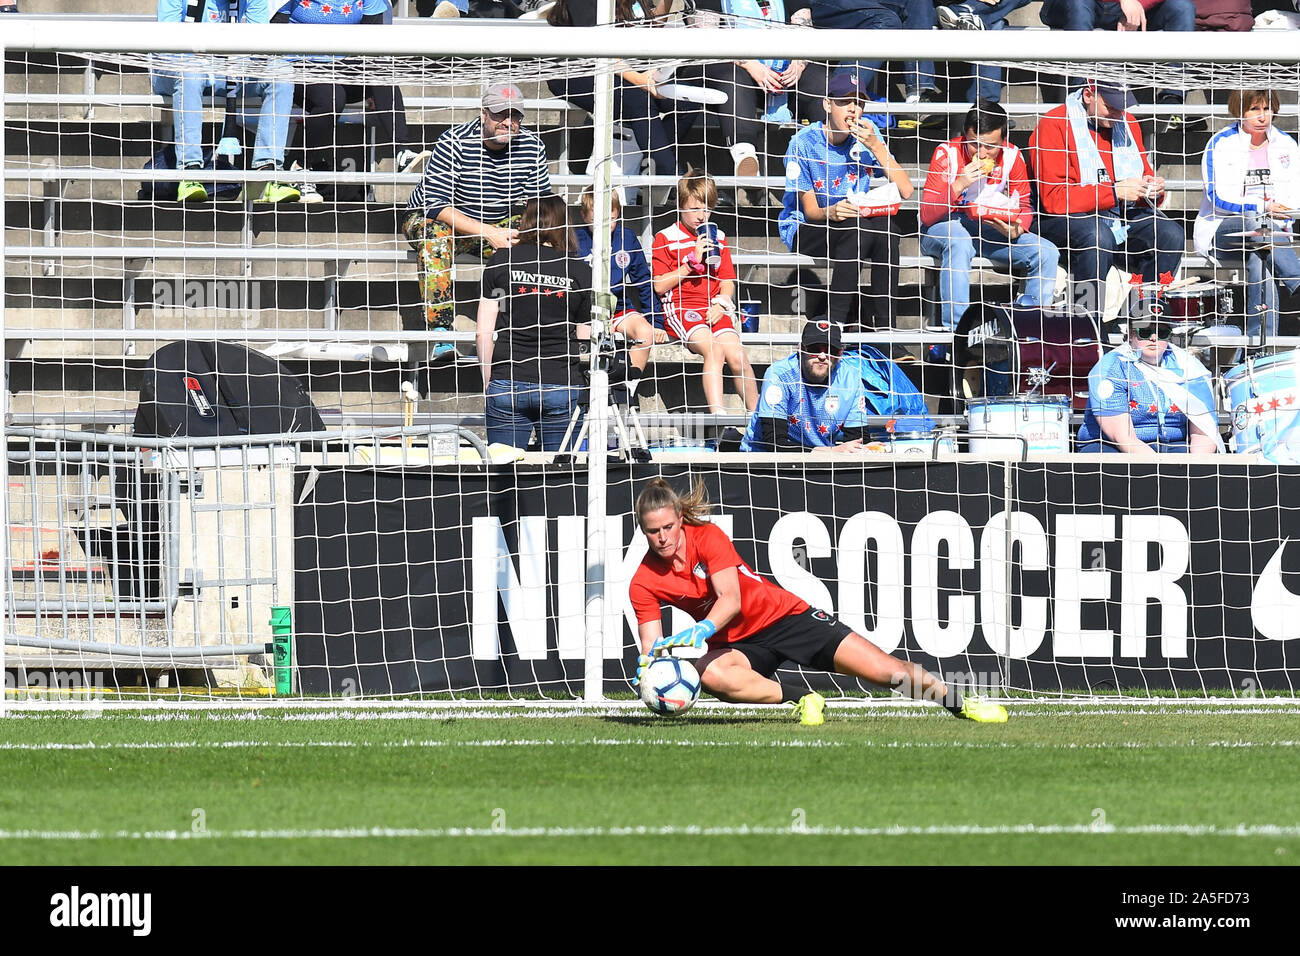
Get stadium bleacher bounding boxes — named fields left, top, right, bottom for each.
left=3, top=0, right=1289, bottom=440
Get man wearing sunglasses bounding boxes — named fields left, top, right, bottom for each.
left=740, top=319, right=930, bottom=451
left=1076, top=314, right=1222, bottom=454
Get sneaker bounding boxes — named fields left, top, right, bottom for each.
left=791, top=691, right=826, bottom=726
left=396, top=148, right=431, bottom=174
left=290, top=162, right=323, bottom=204
left=176, top=179, right=208, bottom=203
left=958, top=694, right=1008, bottom=723
left=429, top=342, right=457, bottom=364
left=732, top=144, right=761, bottom=207
left=256, top=181, right=301, bottom=204
left=937, top=3, right=985, bottom=29
left=905, top=89, right=946, bottom=128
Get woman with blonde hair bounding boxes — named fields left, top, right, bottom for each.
left=628, top=478, right=1008, bottom=725
left=1194, top=88, right=1300, bottom=339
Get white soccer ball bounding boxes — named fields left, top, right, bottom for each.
left=639, top=657, right=701, bottom=716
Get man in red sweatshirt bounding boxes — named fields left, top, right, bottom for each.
left=1028, top=82, right=1185, bottom=329
left=919, top=100, right=1059, bottom=332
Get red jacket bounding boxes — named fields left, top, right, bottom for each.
left=920, top=136, right=1034, bottom=232
left=1100, top=0, right=1167, bottom=9
left=1028, top=103, right=1156, bottom=216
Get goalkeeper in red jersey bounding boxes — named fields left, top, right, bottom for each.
left=627, top=478, right=1008, bottom=725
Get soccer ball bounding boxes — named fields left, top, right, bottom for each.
left=639, top=657, right=701, bottom=716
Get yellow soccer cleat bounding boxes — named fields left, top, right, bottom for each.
left=958, top=695, right=1008, bottom=723
left=791, top=691, right=826, bottom=726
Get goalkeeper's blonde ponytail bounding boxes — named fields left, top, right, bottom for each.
left=635, top=478, right=712, bottom=529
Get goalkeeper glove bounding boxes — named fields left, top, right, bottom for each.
left=632, top=653, right=654, bottom=688
left=653, top=619, right=717, bottom=653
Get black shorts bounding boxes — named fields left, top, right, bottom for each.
left=726, top=608, right=852, bottom=678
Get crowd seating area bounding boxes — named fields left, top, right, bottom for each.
left=4, top=0, right=1299, bottom=446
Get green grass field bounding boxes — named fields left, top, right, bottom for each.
left=1, top=702, right=1298, bottom=865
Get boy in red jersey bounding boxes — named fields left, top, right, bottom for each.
left=627, top=479, right=1009, bottom=724
left=652, top=172, right=759, bottom=416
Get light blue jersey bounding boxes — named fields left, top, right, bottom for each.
left=741, top=353, right=870, bottom=451
left=276, top=0, right=388, bottom=23
left=778, top=122, right=884, bottom=250
left=158, top=0, right=270, bottom=22
left=1077, top=343, right=1215, bottom=450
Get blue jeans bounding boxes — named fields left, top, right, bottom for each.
left=949, top=0, right=1033, bottom=102
left=151, top=72, right=293, bottom=169
left=1212, top=216, right=1300, bottom=340
left=813, top=0, right=937, bottom=95
left=1038, top=208, right=1185, bottom=324
left=1039, top=0, right=1194, bottom=102
left=920, top=216, right=1059, bottom=330
left=549, top=74, right=678, bottom=177
left=485, top=379, right=584, bottom=452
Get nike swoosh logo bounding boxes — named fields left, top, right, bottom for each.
left=1251, top=538, right=1300, bottom=641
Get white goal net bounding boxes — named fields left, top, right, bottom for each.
left=4, top=13, right=1300, bottom=706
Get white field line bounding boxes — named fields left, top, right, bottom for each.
left=2, top=738, right=1298, bottom=752
left=6, top=704, right=1300, bottom=722
left=4, top=696, right=1300, bottom=715
left=1, top=823, right=1298, bottom=841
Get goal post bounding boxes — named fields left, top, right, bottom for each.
left=5, top=19, right=1300, bottom=708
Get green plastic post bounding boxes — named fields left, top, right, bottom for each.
left=270, top=605, right=293, bottom=696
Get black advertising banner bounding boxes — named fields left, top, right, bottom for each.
left=292, top=461, right=1300, bottom=696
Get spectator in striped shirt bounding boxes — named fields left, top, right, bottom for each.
left=403, top=83, right=552, bottom=345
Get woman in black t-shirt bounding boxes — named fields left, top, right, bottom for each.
left=477, top=195, right=593, bottom=451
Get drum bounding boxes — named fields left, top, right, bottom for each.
left=955, top=304, right=1103, bottom=412
left=881, top=430, right=958, bottom=457
left=966, top=394, right=1072, bottom=456
left=1141, top=282, right=1225, bottom=324
left=648, top=441, right=717, bottom=455
left=1223, top=351, right=1300, bottom=454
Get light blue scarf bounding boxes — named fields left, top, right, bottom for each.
left=1120, top=343, right=1224, bottom=452
left=1065, top=90, right=1145, bottom=186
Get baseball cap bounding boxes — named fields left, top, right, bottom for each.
left=826, top=73, right=866, bottom=101
left=801, top=319, right=843, bottom=352
left=1093, top=82, right=1137, bottom=112
left=483, top=82, right=525, bottom=115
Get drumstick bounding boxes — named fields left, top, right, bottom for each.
left=401, top=380, right=418, bottom=448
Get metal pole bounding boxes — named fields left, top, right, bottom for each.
left=583, top=0, right=618, bottom=703
left=1002, top=459, right=1014, bottom=697
left=1, top=37, right=9, bottom=718
left=9, top=22, right=1300, bottom=63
